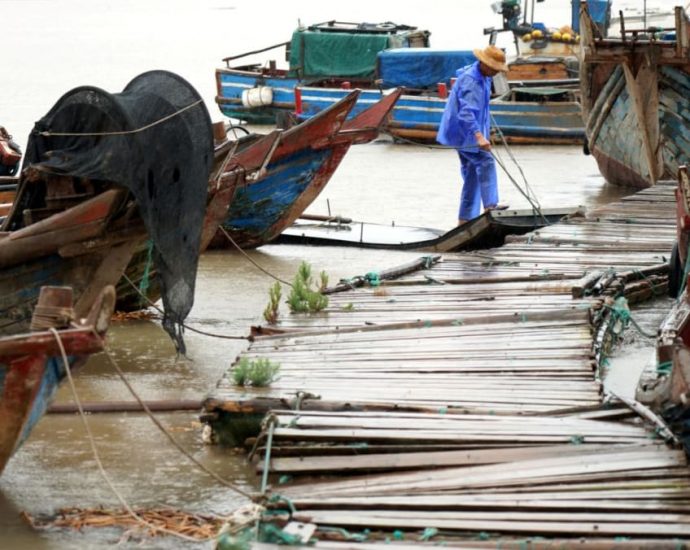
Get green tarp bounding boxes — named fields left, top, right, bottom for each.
left=288, top=30, right=391, bottom=79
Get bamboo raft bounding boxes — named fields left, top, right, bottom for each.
left=204, top=182, right=690, bottom=544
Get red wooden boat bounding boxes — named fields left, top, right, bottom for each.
left=207, top=88, right=401, bottom=250
left=637, top=166, right=690, bottom=454
left=0, top=286, right=115, bottom=475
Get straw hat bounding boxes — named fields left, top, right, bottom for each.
left=473, top=45, right=509, bottom=73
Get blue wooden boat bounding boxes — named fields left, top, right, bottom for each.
left=208, top=88, right=401, bottom=249
left=580, top=4, right=690, bottom=188
left=215, top=20, right=428, bottom=124
left=296, top=75, right=584, bottom=144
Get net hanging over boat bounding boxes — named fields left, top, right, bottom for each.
left=10, top=70, right=214, bottom=352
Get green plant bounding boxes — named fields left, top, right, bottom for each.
left=263, top=281, right=282, bottom=324
left=287, top=261, right=329, bottom=313
left=231, top=357, right=280, bottom=387
left=319, top=270, right=329, bottom=291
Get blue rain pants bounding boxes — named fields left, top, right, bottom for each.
left=457, top=149, right=498, bottom=221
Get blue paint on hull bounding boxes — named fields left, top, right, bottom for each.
left=216, top=70, right=584, bottom=140
left=223, top=147, right=333, bottom=234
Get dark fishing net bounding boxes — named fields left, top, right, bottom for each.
left=7, top=70, right=213, bottom=352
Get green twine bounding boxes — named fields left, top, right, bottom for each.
left=438, top=406, right=448, bottom=415
left=138, top=239, right=155, bottom=300
left=259, top=523, right=305, bottom=545
left=657, top=361, right=673, bottom=376
left=364, top=272, right=381, bottom=287
left=422, top=255, right=435, bottom=269
left=570, top=434, right=585, bottom=445
left=267, top=493, right=297, bottom=515
left=217, top=528, right=254, bottom=550
left=318, top=526, right=368, bottom=542
left=452, top=319, right=464, bottom=326
left=392, top=530, right=405, bottom=540
left=419, top=527, right=438, bottom=541
left=278, top=474, right=292, bottom=485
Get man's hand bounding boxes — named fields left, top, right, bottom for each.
left=475, top=131, right=491, bottom=151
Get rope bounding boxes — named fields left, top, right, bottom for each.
left=217, top=226, right=293, bottom=287
left=50, top=328, right=211, bottom=542
left=121, top=273, right=250, bottom=341
left=38, top=100, right=203, bottom=137
left=98, top=339, right=255, bottom=500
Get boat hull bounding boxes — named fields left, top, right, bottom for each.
left=215, top=70, right=584, bottom=144
left=580, top=5, right=690, bottom=188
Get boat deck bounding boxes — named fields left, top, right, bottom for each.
left=204, top=183, right=690, bottom=544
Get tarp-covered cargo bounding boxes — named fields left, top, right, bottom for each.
left=288, top=23, right=430, bottom=79
left=377, top=49, right=476, bottom=89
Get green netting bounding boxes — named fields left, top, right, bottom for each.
left=288, top=30, right=390, bottom=78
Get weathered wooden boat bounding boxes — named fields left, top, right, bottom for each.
left=0, top=70, right=214, bottom=472
left=215, top=20, right=428, bottom=124
left=580, top=4, right=690, bottom=188
left=0, top=285, right=114, bottom=475
left=207, top=88, right=401, bottom=250
left=637, top=166, right=690, bottom=453
left=277, top=207, right=582, bottom=251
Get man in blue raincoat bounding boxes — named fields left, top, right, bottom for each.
left=437, top=45, right=509, bottom=225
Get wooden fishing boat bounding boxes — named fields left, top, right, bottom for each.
left=207, top=88, right=401, bottom=250
left=0, top=70, right=214, bottom=471
left=215, top=20, right=428, bottom=124
left=637, top=166, right=690, bottom=453
left=277, top=207, right=582, bottom=251
left=579, top=4, right=690, bottom=188
left=0, top=285, right=114, bottom=475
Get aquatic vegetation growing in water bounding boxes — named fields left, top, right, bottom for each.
left=287, top=261, right=329, bottom=313
left=263, top=281, right=282, bottom=324
left=231, top=357, right=280, bottom=387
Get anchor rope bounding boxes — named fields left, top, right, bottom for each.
left=217, top=226, right=293, bottom=287
left=97, top=339, right=255, bottom=500
left=121, top=273, right=250, bottom=341
left=50, top=328, right=213, bottom=542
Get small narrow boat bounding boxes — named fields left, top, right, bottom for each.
left=277, top=207, right=581, bottom=251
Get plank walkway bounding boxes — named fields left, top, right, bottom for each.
left=205, top=183, right=690, bottom=545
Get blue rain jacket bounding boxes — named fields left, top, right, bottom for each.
left=436, top=61, right=492, bottom=149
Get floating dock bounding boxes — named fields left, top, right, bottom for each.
left=204, top=183, right=690, bottom=544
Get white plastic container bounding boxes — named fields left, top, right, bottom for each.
left=241, top=86, right=273, bottom=108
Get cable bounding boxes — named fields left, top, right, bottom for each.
left=217, top=226, right=293, bottom=287
left=98, top=339, right=256, bottom=501
left=121, top=273, right=250, bottom=341
left=50, top=328, right=213, bottom=542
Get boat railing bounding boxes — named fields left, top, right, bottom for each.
left=222, top=41, right=290, bottom=67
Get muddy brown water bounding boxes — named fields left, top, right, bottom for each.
left=1, top=0, right=648, bottom=547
